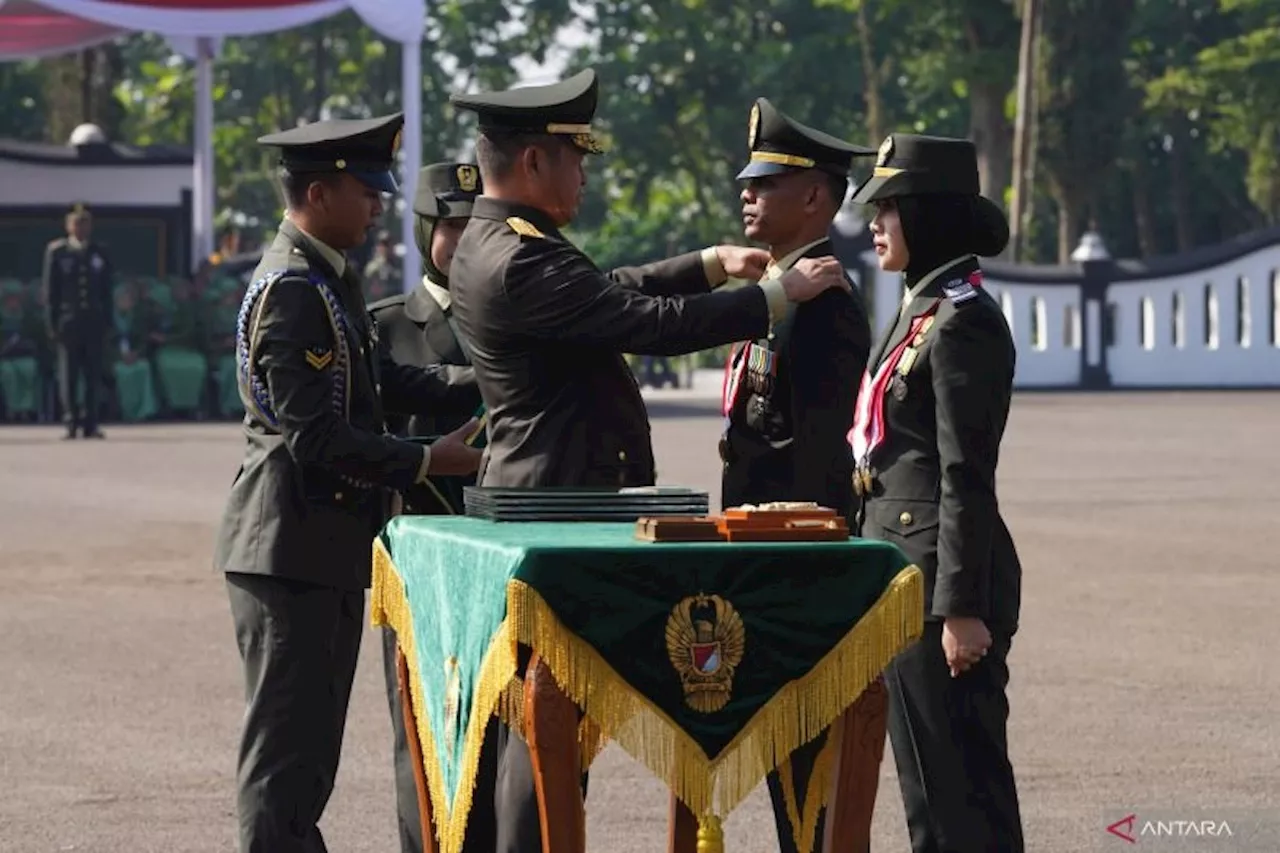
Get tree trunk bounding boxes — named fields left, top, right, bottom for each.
left=856, top=1, right=886, bottom=145
left=1057, top=193, right=1080, bottom=264
left=970, top=78, right=1013, bottom=201
left=1169, top=117, right=1194, bottom=252
left=1131, top=151, right=1158, bottom=257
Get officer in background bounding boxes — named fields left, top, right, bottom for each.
left=850, top=133, right=1024, bottom=853
left=368, top=161, right=487, bottom=853
left=448, top=68, right=853, bottom=853
left=214, top=113, right=482, bottom=853
left=720, top=97, right=875, bottom=853
left=42, top=202, right=113, bottom=439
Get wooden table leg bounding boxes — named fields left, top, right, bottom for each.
left=525, top=651, right=585, bottom=853
left=667, top=794, right=698, bottom=853
left=820, top=676, right=889, bottom=853
left=397, top=649, right=440, bottom=853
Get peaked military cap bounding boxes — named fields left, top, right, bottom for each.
left=736, top=98, right=875, bottom=180
left=257, top=112, right=404, bottom=194
left=450, top=69, right=607, bottom=154
left=414, top=161, right=483, bottom=219
left=67, top=201, right=91, bottom=217
left=851, top=133, right=983, bottom=204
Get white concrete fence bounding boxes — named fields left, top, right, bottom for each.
left=856, top=228, right=1280, bottom=389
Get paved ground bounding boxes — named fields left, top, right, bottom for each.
left=2, top=391, right=1278, bottom=852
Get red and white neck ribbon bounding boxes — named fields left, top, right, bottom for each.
left=848, top=302, right=942, bottom=466
left=721, top=342, right=749, bottom=417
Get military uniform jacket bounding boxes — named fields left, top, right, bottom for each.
left=856, top=255, right=1021, bottom=631
left=370, top=281, right=482, bottom=515
left=214, top=220, right=477, bottom=590
left=721, top=239, right=870, bottom=517
left=42, top=238, right=114, bottom=337
left=450, top=197, right=772, bottom=488
left=369, top=280, right=479, bottom=439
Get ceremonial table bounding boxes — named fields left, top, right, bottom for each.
left=371, top=516, right=922, bottom=853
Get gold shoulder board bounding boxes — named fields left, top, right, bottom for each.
left=505, top=216, right=545, bottom=239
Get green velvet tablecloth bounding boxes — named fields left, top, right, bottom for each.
left=371, top=516, right=922, bottom=853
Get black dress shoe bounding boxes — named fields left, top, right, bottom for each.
left=82, top=428, right=105, bottom=439
left=63, top=425, right=79, bottom=440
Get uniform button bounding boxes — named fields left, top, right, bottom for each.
left=899, top=511, right=913, bottom=526
left=375, top=383, right=381, bottom=395
left=335, top=491, right=344, bottom=501
left=618, top=450, right=627, bottom=462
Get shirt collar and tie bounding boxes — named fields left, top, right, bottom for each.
left=422, top=274, right=451, bottom=313
left=762, top=236, right=829, bottom=281
left=292, top=222, right=348, bottom=279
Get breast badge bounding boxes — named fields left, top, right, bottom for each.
left=665, top=593, right=745, bottom=713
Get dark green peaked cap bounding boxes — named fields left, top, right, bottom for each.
left=414, top=161, right=483, bottom=219
left=850, top=133, right=982, bottom=203
left=737, top=97, right=875, bottom=180
left=450, top=69, right=607, bottom=154
left=257, top=112, right=404, bottom=194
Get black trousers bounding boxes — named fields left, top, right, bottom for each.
left=227, top=573, right=363, bottom=853
left=380, top=626, right=501, bottom=853
left=884, top=621, right=1024, bottom=853
left=57, top=331, right=102, bottom=433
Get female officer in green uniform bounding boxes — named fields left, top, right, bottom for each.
left=849, top=133, right=1024, bottom=853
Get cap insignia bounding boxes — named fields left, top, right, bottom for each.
left=747, top=102, right=761, bottom=149
left=456, top=165, right=478, bottom=192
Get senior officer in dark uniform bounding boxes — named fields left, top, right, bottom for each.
left=369, top=161, right=490, bottom=853
left=42, top=202, right=113, bottom=439
left=720, top=97, right=876, bottom=853
left=849, top=134, right=1024, bottom=853
left=214, top=113, right=483, bottom=853
left=447, top=68, right=853, bottom=853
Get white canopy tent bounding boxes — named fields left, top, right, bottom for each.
left=0, top=0, right=426, bottom=290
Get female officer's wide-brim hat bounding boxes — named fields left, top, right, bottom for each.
left=413, top=162, right=483, bottom=220
left=851, top=133, right=1005, bottom=226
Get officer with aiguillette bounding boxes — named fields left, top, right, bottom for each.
left=213, top=113, right=482, bottom=853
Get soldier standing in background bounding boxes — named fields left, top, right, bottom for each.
left=42, top=202, right=113, bottom=439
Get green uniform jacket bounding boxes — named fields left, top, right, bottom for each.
left=857, top=255, right=1022, bottom=632
left=213, top=220, right=478, bottom=590
left=42, top=239, right=114, bottom=339
left=720, top=238, right=870, bottom=518
left=449, top=197, right=772, bottom=489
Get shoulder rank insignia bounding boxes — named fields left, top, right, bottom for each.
left=506, top=216, right=545, bottom=239
left=304, top=346, right=333, bottom=370
left=942, top=271, right=984, bottom=305
left=665, top=593, right=745, bottom=713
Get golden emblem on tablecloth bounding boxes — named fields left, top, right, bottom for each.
left=665, top=593, right=745, bottom=713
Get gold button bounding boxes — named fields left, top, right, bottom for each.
left=375, top=383, right=381, bottom=395
left=334, top=491, right=344, bottom=501
left=899, top=511, right=913, bottom=526
left=618, top=450, right=627, bottom=462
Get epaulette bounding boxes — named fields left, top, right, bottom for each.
left=941, top=271, right=983, bottom=305
left=506, top=216, right=545, bottom=239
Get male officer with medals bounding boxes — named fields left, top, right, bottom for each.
left=849, top=133, right=1024, bottom=852
left=42, top=202, right=113, bottom=439
left=214, top=113, right=482, bottom=853
left=447, top=68, right=853, bottom=853
left=718, top=97, right=876, bottom=853
left=369, top=161, right=490, bottom=853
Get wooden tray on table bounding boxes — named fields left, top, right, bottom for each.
left=716, top=502, right=850, bottom=541
left=634, top=516, right=726, bottom=542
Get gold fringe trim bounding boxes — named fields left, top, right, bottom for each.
left=371, top=540, right=518, bottom=853
left=504, top=565, right=923, bottom=817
